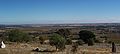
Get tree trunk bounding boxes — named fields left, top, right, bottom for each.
left=56, top=46, right=59, bottom=51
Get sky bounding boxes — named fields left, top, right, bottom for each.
left=0, top=0, right=120, bottom=24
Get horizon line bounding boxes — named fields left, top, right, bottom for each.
left=0, top=22, right=120, bottom=25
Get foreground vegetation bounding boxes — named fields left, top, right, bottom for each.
left=0, top=25, right=120, bottom=54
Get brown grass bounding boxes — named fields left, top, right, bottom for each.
left=0, top=43, right=113, bottom=54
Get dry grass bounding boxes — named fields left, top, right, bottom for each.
left=0, top=43, right=115, bottom=54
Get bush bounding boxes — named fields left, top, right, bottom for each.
left=108, top=41, right=112, bottom=44
left=79, top=30, right=95, bottom=45
left=56, top=29, right=71, bottom=39
left=7, top=29, right=32, bottom=42
left=95, top=39, right=102, bottom=43
left=66, top=38, right=72, bottom=45
left=50, top=33, right=66, bottom=51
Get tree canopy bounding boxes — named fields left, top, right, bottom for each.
left=79, top=30, right=96, bottom=45
left=56, top=29, right=71, bottom=39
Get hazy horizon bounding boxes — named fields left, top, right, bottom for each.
left=0, top=0, right=120, bottom=24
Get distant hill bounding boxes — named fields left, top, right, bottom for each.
left=0, top=23, right=120, bottom=29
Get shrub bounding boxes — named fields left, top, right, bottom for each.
left=66, top=38, right=72, bottom=45
left=50, top=33, right=66, bottom=51
left=108, top=41, right=112, bottom=44
left=79, top=30, right=95, bottom=43
left=95, top=39, right=102, bottom=43
left=7, top=29, right=32, bottom=42
left=56, top=29, right=71, bottom=39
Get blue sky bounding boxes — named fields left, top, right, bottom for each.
left=0, top=0, right=120, bottom=24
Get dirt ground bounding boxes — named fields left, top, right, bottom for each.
left=0, top=43, right=118, bottom=54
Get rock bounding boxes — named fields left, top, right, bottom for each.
left=33, top=47, right=41, bottom=52
left=0, top=41, right=6, bottom=48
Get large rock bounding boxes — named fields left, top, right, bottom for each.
left=0, top=41, right=6, bottom=48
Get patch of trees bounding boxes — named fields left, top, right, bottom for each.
left=54, top=29, right=96, bottom=46
left=2, top=28, right=97, bottom=47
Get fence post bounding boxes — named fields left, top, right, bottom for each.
left=112, top=42, right=116, bottom=53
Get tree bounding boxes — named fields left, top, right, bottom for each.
left=7, top=29, right=32, bottom=42
left=49, top=33, right=66, bottom=51
left=56, top=29, right=71, bottom=39
left=79, top=30, right=96, bottom=45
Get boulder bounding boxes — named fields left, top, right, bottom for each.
left=0, top=41, right=6, bottom=48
